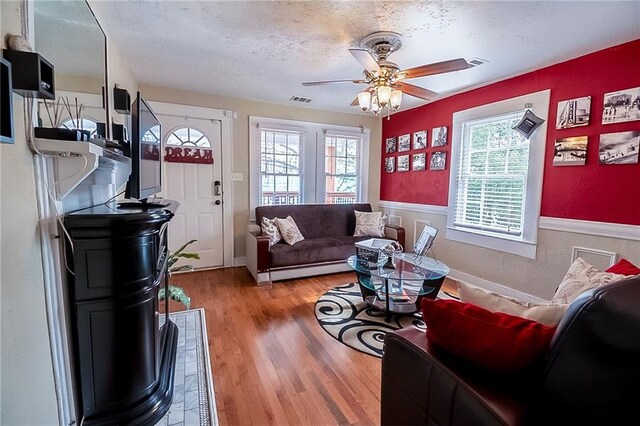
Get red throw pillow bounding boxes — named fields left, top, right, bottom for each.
left=606, top=258, right=640, bottom=276
left=421, top=299, right=556, bottom=374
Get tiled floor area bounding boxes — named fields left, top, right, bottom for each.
left=157, top=309, right=217, bottom=426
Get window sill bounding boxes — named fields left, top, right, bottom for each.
left=445, top=226, right=537, bottom=259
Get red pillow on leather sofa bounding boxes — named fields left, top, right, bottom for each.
left=421, top=299, right=556, bottom=374
left=606, top=258, right=640, bottom=276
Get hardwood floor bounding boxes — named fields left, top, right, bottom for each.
left=171, top=268, right=458, bottom=426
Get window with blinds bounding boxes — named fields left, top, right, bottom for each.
left=324, top=135, right=361, bottom=204
left=453, top=111, right=529, bottom=237
left=260, top=129, right=302, bottom=206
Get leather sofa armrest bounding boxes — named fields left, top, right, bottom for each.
left=382, top=328, right=527, bottom=426
left=384, top=224, right=405, bottom=249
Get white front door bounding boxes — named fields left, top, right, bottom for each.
left=150, top=102, right=224, bottom=269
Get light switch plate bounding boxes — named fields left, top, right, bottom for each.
left=231, top=172, right=243, bottom=182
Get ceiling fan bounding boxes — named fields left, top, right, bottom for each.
left=302, top=31, right=471, bottom=114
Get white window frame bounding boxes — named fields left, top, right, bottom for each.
left=249, top=116, right=370, bottom=221
left=447, top=90, right=550, bottom=259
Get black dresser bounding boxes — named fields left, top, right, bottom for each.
left=64, top=201, right=179, bottom=425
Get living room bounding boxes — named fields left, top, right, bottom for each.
left=1, top=1, right=639, bottom=425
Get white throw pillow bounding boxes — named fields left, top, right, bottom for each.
left=261, top=217, right=282, bottom=247
left=353, top=211, right=387, bottom=237
left=457, top=282, right=568, bottom=326
left=550, top=257, right=627, bottom=305
left=274, top=216, right=305, bottom=245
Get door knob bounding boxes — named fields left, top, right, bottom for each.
left=215, top=200, right=221, bottom=205
left=213, top=180, right=221, bottom=196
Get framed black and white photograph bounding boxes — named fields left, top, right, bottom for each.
left=602, top=87, right=640, bottom=124
left=398, top=134, right=410, bottom=152
left=432, top=126, right=448, bottom=147
left=385, top=137, right=397, bottom=153
left=553, top=136, right=588, bottom=166
left=430, top=151, right=446, bottom=170
left=413, top=224, right=438, bottom=257
left=599, top=131, right=640, bottom=165
left=412, top=153, right=426, bottom=171
left=385, top=157, right=395, bottom=173
left=397, top=154, right=410, bottom=172
left=556, top=96, right=591, bottom=129
left=413, top=130, right=427, bottom=150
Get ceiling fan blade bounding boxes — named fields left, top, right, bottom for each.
left=399, top=58, right=470, bottom=79
left=394, top=82, right=438, bottom=101
left=349, top=48, right=380, bottom=72
left=350, top=97, right=360, bottom=107
left=302, top=79, right=367, bottom=86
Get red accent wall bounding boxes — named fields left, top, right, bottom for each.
left=381, top=39, right=640, bottom=225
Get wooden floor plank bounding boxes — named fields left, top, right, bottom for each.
left=170, top=267, right=459, bottom=426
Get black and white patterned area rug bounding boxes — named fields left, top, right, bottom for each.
left=315, top=282, right=455, bottom=358
left=157, top=309, right=218, bottom=426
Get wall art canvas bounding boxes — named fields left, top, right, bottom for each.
left=398, top=134, right=410, bottom=152
left=602, top=87, right=640, bottom=124
left=556, top=96, right=591, bottom=129
left=385, top=157, right=395, bottom=173
left=599, top=131, right=640, bottom=165
left=432, top=126, right=448, bottom=147
left=413, top=130, right=427, bottom=149
left=397, top=154, right=410, bottom=172
left=553, top=136, right=588, bottom=166
left=385, top=137, right=397, bottom=153
left=412, top=153, right=426, bottom=171
left=430, top=151, right=446, bottom=170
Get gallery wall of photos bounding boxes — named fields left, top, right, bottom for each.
left=379, top=39, right=639, bottom=225
left=553, top=87, right=640, bottom=167
left=384, top=126, right=448, bottom=173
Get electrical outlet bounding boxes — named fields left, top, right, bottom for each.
left=231, top=172, right=243, bottom=182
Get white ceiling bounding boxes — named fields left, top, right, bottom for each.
left=92, top=1, right=640, bottom=114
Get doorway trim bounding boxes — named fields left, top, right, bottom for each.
left=149, top=102, right=234, bottom=267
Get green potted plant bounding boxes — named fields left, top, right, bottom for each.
left=159, top=239, right=200, bottom=310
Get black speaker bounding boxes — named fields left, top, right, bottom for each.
left=113, top=86, right=131, bottom=115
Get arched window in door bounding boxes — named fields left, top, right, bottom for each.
left=59, top=118, right=98, bottom=137
left=166, top=127, right=211, bottom=148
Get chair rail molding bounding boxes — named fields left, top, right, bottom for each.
left=378, top=200, right=447, bottom=215
left=539, top=217, right=640, bottom=242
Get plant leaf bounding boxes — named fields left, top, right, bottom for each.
left=175, top=252, right=200, bottom=260
left=170, top=265, right=194, bottom=273
left=171, top=240, right=197, bottom=257
left=159, top=285, right=191, bottom=310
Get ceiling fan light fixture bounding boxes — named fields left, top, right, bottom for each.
left=390, top=90, right=402, bottom=110
left=377, top=85, right=392, bottom=107
left=371, top=94, right=380, bottom=113
left=358, top=91, right=372, bottom=111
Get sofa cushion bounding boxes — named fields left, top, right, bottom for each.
left=354, top=210, right=387, bottom=237
left=457, top=282, right=568, bottom=326
left=551, top=257, right=627, bottom=305
left=422, top=299, right=556, bottom=374
left=256, top=203, right=372, bottom=239
left=274, top=216, right=305, bottom=245
left=606, top=258, right=640, bottom=276
left=269, top=236, right=369, bottom=268
left=261, top=217, right=282, bottom=246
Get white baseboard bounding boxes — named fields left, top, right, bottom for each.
left=447, top=267, right=548, bottom=303
left=233, top=256, right=247, bottom=267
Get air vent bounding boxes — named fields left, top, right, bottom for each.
left=289, top=96, right=312, bottom=103
left=468, top=57, right=488, bottom=67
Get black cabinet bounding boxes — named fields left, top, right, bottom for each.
left=64, top=202, right=179, bottom=425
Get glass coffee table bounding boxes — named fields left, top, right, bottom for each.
left=347, top=253, right=450, bottom=321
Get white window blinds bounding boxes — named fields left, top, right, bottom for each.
left=259, top=128, right=302, bottom=206
left=453, top=111, right=529, bottom=236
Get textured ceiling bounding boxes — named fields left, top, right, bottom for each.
left=91, top=1, right=640, bottom=114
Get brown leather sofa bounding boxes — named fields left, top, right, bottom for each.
left=381, top=275, right=640, bottom=425
left=246, top=203, right=405, bottom=284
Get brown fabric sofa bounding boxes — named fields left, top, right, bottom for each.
left=380, top=275, right=640, bottom=425
left=246, top=203, right=405, bottom=284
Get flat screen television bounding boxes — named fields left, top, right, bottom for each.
left=125, top=92, right=162, bottom=203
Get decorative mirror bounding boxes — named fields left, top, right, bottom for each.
left=34, top=0, right=108, bottom=139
